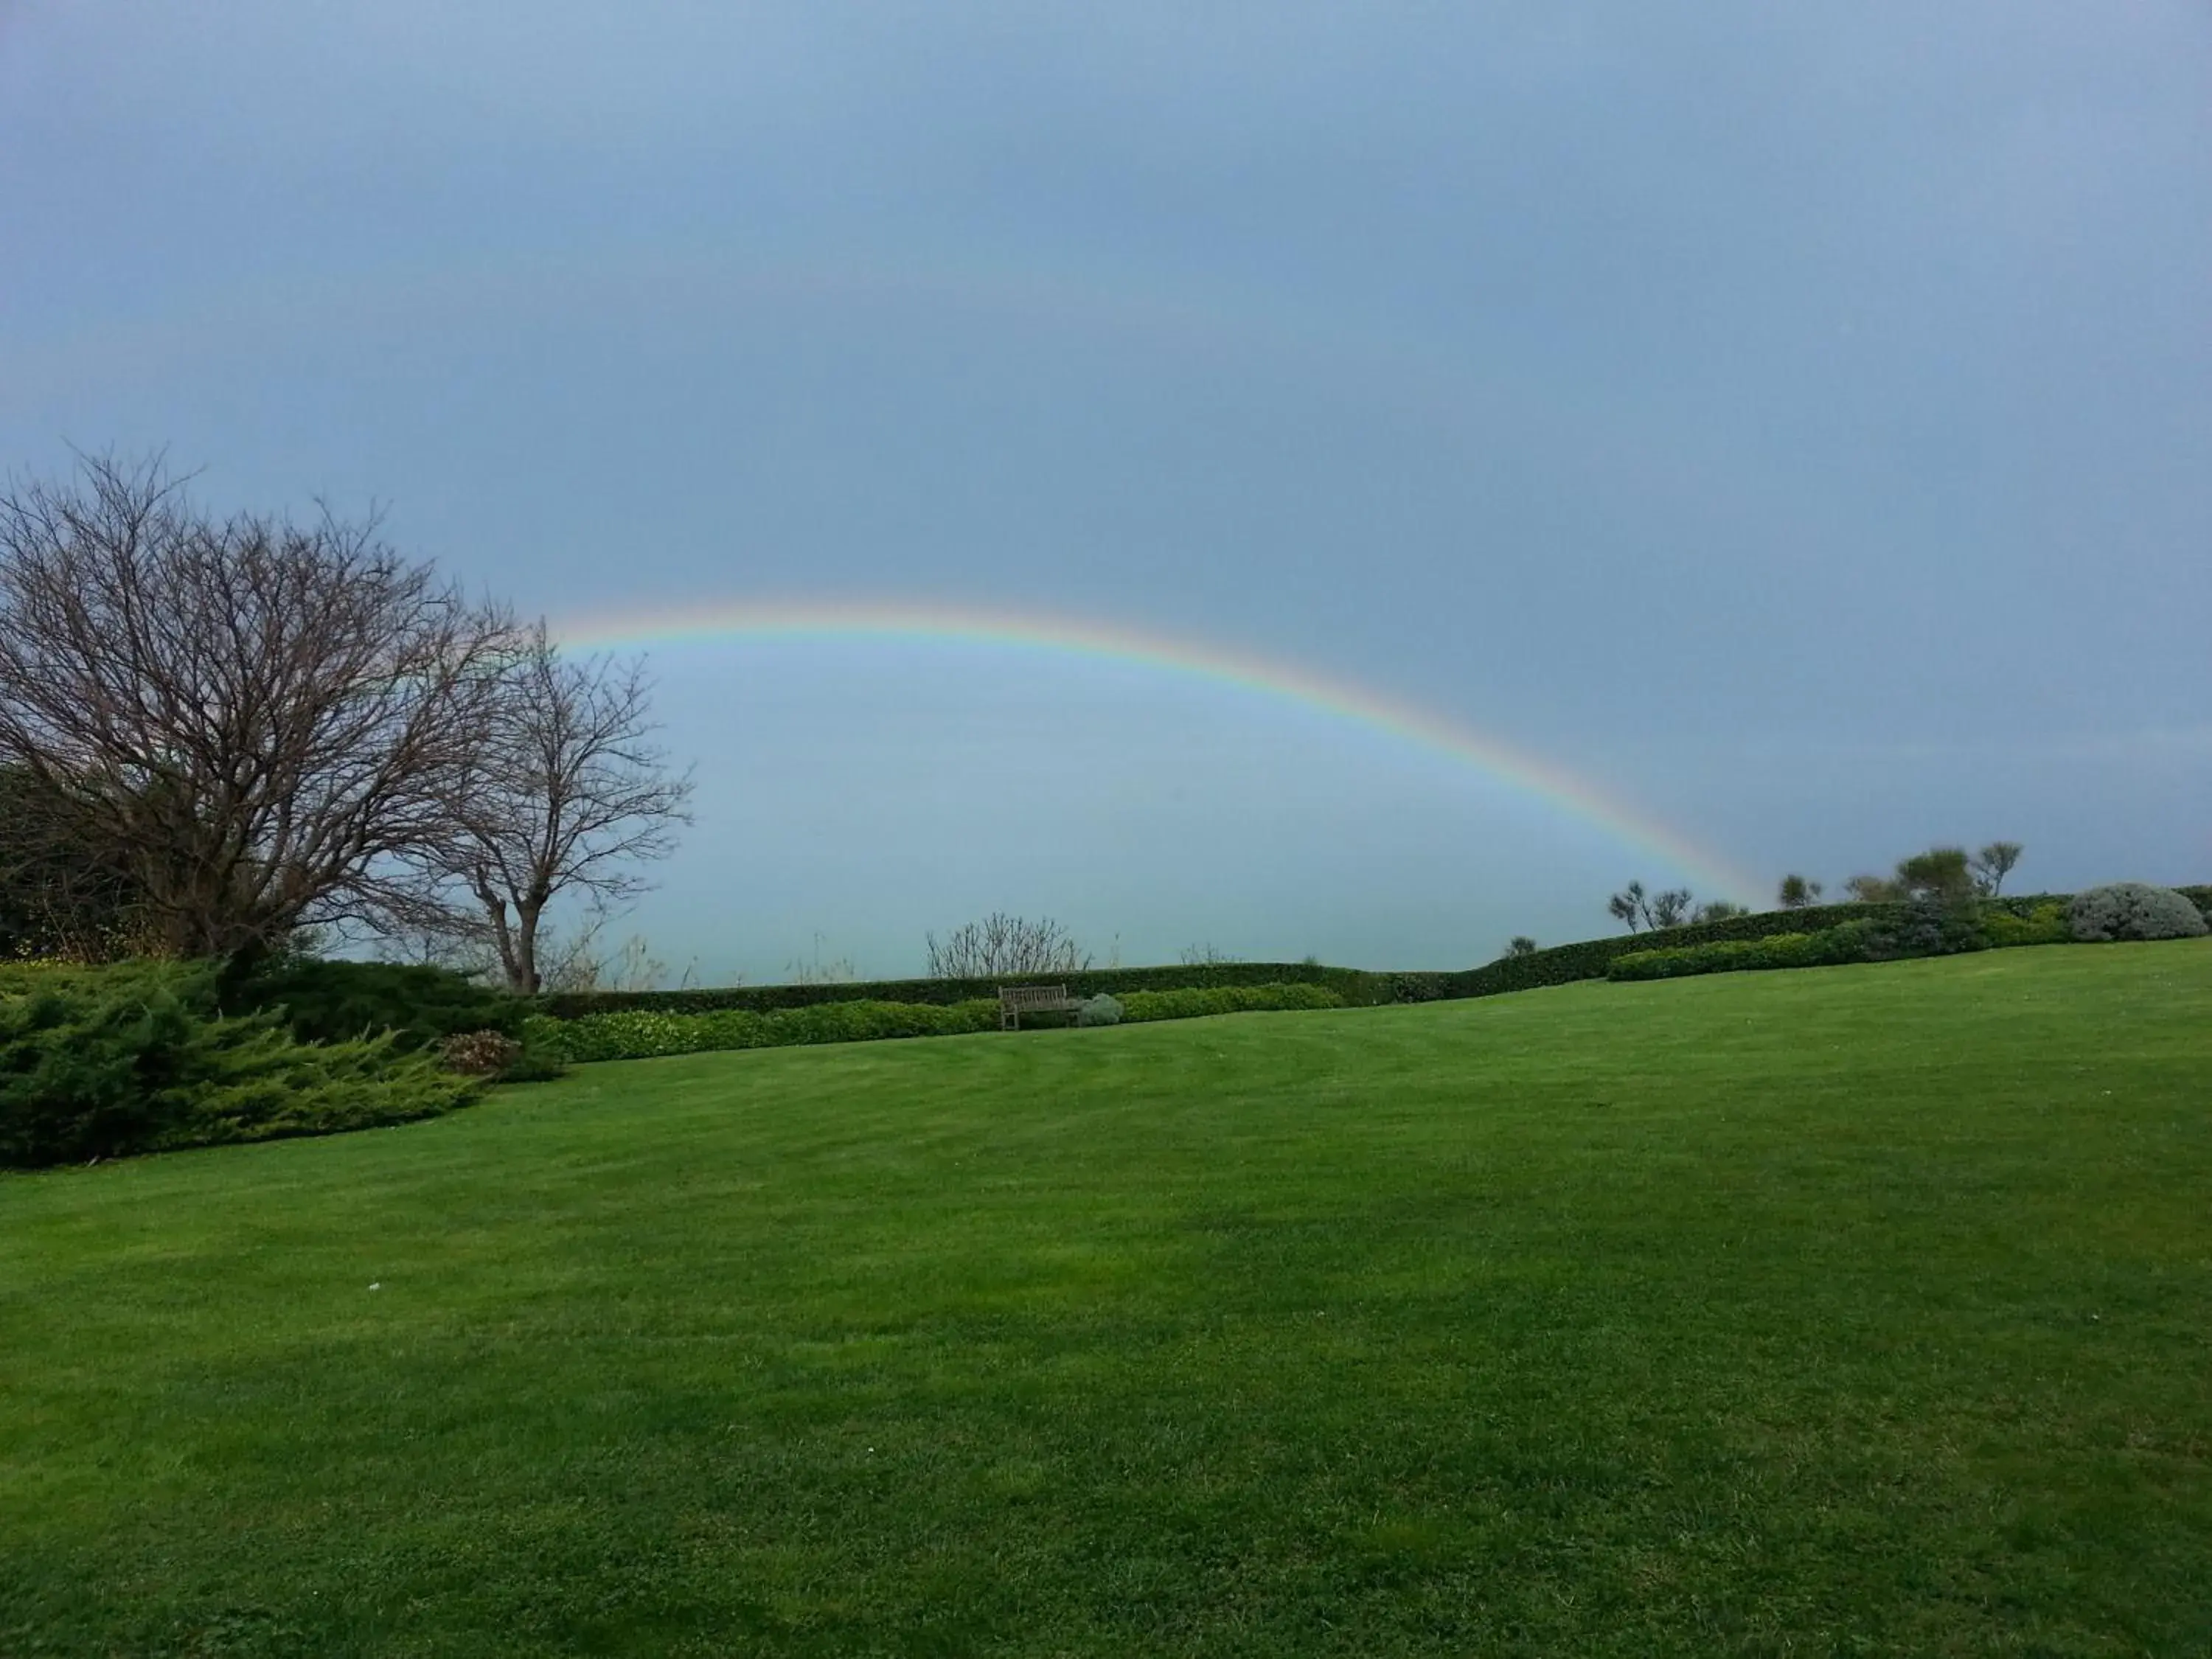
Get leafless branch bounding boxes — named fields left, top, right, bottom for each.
left=0, top=453, right=516, bottom=961
left=423, top=622, right=695, bottom=992
left=925, top=912, right=1091, bottom=979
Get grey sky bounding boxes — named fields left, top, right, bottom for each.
left=4, top=3, right=2207, bottom=980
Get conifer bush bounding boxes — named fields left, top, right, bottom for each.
left=1, top=961, right=476, bottom=1168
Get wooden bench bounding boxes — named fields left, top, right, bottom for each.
left=998, top=984, right=1079, bottom=1031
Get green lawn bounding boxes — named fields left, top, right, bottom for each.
left=4, top=945, right=2211, bottom=1656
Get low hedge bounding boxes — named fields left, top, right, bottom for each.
left=535, top=886, right=2212, bottom=1028
left=535, top=960, right=1390, bottom=1020
left=1609, top=923, right=1882, bottom=983
left=526, top=983, right=1348, bottom=1065
left=1390, top=902, right=1906, bottom=1002
left=1119, top=983, right=1344, bottom=1022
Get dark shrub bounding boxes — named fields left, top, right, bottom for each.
left=235, top=960, right=525, bottom=1051
left=1, top=961, right=475, bottom=1168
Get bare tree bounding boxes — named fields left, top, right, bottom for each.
left=785, top=933, right=857, bottom=986
left=925, top=912, right=1091, bottom=979
left=1501, top=936, right=1538, bottom=958
left=1971, top=841, right=2024, bottom=897
left=0, top=454, right=513, bottom=961
left=1693, top=900, right=1746, bottom=923
left=1646, top=888, right=1694, bottom=929
left=1178, top=942, right=1241, bottom=966
left=431, top=624, right=694, bottom=994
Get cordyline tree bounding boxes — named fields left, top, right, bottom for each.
left=427, top=623, right=694, bottom=994
left=0, top=454, right=515, bottom=964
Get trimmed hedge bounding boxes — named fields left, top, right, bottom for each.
left=524, top=999, right=1004, bottom=1063
left=532, top=886, right=2212, bottom=1029
left=526, top=983, right=1349, bottom=1065
left=1609, top=924, right=1881, bottom=983
left=537, top=960, right=1389, bottom=1020
left=1391, top=902, right=1907, bottom=1002
left=1119, top=983, right=1344, bottom=1022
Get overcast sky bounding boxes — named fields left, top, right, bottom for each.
left=4, top=3, right=2207, bottom=980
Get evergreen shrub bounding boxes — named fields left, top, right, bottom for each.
left=235, top=960, right=525, bottom=1051
left=1, top=961, right=476, bottom=1169
left=2067, top=883, right=2211, bottom=942
left=1078, top=994, right=1124, bottom=1027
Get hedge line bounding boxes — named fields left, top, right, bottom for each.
left=1375, top=902, right=1909, bottom=1003
left=538, top=959, right=1389, bottom=1020
left=524, top=983, right=1348, bottom=1065
left=535, top=888, right=2212, bottom=1023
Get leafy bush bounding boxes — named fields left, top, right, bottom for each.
left=1118, top=983, right=1345, bottom=1022
left=234, top=960, right=526, bottom=1051
left=528, top=982, right=1346, bottom=1064
left=1, top=961, right=476, bottom=1169
left=2067, top=883, right=2210, bottom=943
left=1860, top=897, right=1989, bottom=960
left=1078, top=994, right=1124, bottom=1027
left=1608, top=923, right=1878, bottom=983
left=1982, top=902, right=2070, bottom=947
left=524, top=998, right=1004, bottom=1064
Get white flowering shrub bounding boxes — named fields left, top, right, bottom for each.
left=2067, top=883, right=2210, bottom=943
left=1077, top=994, right=1124, bottom=1027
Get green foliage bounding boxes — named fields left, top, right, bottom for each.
left=1425, top=902, right=1895, bottom=1000
left=1895, top=846, right=1978, bottom=908
left=1077, top=993, right=1124, bottom=1027
left=525, top=998, right=1005, bottom=1063
left=1608, top=923, right=1879, bottom=982
left=2067, top=883, right=2211, bottom=943
left=1, top=960, right=475, bottom=1168
left=1116, top=983, right=1345, bottom=1022
left=538, top=959, right=1389, bottom=1020
left=235, top=959, right=526, bottom=1051
left=1980, top=902, right=2070, bottom=947
left=529, top=983, right=1348, bottom=1063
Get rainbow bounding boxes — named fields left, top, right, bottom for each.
left=557, top=599, right=1763, bottom=902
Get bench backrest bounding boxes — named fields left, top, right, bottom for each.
left=999, top=984, right=1074, bottom=1009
